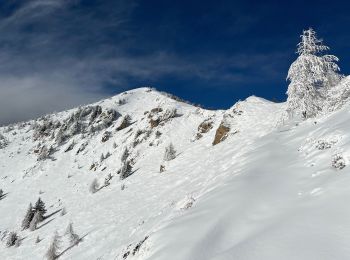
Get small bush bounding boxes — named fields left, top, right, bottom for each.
left=89, top=178, right=99, bottom=193
left=6, top=232, right=18, bottom=247
left=164, top=143, right=176, bottom=161
left=332, top=153, right=346, bottom=170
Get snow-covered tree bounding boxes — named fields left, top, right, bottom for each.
left=30, top=211, right=43, bottom=231
left=6, top=232, right=18, bottom=247
left=34, top=197, right=47, bottom=216
left=286, top=28, right=341, bottom=119
left=22, top=203, right=34, bottom=230
left=120, top=161, right=133, bottom=180
left=163, top=143, right=176, bottom=161
left=121, top=147, right=129, bottom=162
left=65, top=223, right=80, bottom=246
left=45, top=232, right=61, bottom=260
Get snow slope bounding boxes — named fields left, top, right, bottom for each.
left=1, top=87, right=350, bottom=260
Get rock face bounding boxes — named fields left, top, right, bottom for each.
left=195, top=120, right=213, bottom=140
left=212, top=123, right=230, bottom=145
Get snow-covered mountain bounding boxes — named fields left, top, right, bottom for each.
left=1, top=87, right=350, bottom=260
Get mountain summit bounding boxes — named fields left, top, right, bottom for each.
left=1, top=86, right=350, bottom=259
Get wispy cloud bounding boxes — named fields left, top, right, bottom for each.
left=0, top=0, right=286, bottom=125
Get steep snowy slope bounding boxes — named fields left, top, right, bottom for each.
left=1, top=87, right=350, bottom=260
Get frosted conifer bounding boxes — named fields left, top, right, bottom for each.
left=120, top=161, right=133, bottom=180
left=30, top=211, right=43, bottom=231
left=286, top=28, right=341, bottom=119
left=65, top=223, right=80, bottom=246
left=34, top=197, right=47, bottom=216
left=121, top=147, right=129, bottom=162
left=45, top=231, right=61, bottom=260
left=22, top=203, right=34, bottom=230
left=163, top=143, right=176, bottom=161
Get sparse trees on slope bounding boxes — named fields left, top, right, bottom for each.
left=286, top=28, right=341, bottom=119
left=163, top=143, right=176, bottom=161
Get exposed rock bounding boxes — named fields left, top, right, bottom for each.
left=196, top=119, right=213, bottom=139
left=212, top=124, right=230, bottom=145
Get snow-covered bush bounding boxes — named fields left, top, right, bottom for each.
left=104, top=173, right=113, bottom=187
left=89, top=178, right=99, bottom=193
left=286, top=28, right=341, bottom=119
left=163, top=143, right=176, bottom=161
left=315, top=140, right=333, bottom=150
left=332, top=153, right=346, bottom=170
left=37, top=145, right=53, bottom=161
left=101, top=131, right=112, bottom=143
left=0, top=134, right=8, bottom=149
left=6, top=232, right=18, bottom=247
left=149, top=107, right=177, bottom=128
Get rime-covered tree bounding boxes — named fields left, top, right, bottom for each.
left=45, top=232, right=61, bottom=260
left=121, top=147, right=129, bottom=162
left=22, top=203, right=34, bottom=230
left=286, top=28, right=341, bottom=119
left=65, top=223, right=80, bottom=246
left=30, top=211, right=43, bottom=231
left=120, top=161, right=133, bottom=180
left=34, top=197, right=47, bottom=216
left=163, top=143, right=176, bottom=161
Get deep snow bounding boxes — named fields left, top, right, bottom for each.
left=1, top=88, right=350, bottom=260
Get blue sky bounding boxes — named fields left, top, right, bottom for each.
left=0, top=0, right=350, bottom=124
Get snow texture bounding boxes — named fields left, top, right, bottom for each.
left=1, top=87, right=350, bottom=260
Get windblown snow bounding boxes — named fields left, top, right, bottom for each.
left=1, top=87, right=350, bottom=260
